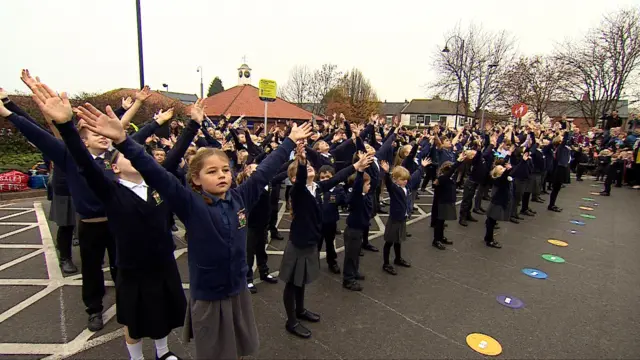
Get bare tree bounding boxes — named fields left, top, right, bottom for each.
left=557, top=8, right=640, bottom=126
left=430, top=23, right=515, bottom=126
left=498, top=56, right=571, bottom=122
left=281, top=65, right=313, bottom=104
left=308, top=64, right=341, bottom=115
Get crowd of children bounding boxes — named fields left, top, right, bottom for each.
left=1, top=70, right=639, bottom=359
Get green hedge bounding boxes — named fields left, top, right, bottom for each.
left=0, top=153, right=43, bottom=173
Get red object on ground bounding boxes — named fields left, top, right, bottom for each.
left=0, top=170, right=29, bottom=192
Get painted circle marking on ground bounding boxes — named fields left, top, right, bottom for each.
left=568, top=229, right=578, bottom=235
left=579, top=206, right=594, bottom=211
left=589, top=192, right=601, bottom=196
left=548, top=239, right=568, bottom=247
left=582, top=197, right=595, bottom=201
left=496, top=295, right=525, bottom=309
left=592, top=203, right=599, bottom=206
left=466, top=333, right=503, bottom=356
left=542, top=254, right=565, bottom=263
left=590, top=184, right=600, bottom=187
left=580, top=214, right=596, bottom=219
left=522, top=268, right=548, bottom=279
left=570, top=220, right=586, bottom=226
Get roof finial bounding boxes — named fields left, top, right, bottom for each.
left=242, top=55, right=247, bottom=64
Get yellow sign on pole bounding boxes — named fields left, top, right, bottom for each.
left=259, top=79, right=277, bottom=102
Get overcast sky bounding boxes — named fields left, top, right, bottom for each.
left=1, top=0, right=637, bottom=102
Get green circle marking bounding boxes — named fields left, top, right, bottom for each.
left=582, top=197, right=595, bottom=201
left=542, top=254, right=565, bottom=263
left=580, top=214, right=596, bottom=219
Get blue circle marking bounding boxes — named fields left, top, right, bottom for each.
left=496, top=295, right=525, bottom=309
left=522, top=268, right=548, bottom=279
left=570, top=220, right=585, bottom=226
left=568, top=229, right=578, bottom=234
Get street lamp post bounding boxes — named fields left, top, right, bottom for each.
left=135, top=0, right=145, bottom=89
left=480, top=64, right=499, bottom=131
left=442, top=36, right=465, bottom=129
left=197, top=66, right=203, bottom=98
left=162, top=83, right=169, bottom=92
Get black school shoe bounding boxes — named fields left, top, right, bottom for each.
left=329, top=263, right=341, bottom=274
left=394, top=258, right=411, bottom=268
left=599, top=191, right=610, bottom=196
left=156, top=351, right=181, bottom=360
left=520, top=209, right=535, bottom=217
left=432, top=241, right=446, bottom=250
left=297, top=309, right=320, bottom=322
left=343, top=281, right=363, bottom=291
left=88, top=312, right=103, bottom=332
left=270, top=231, right=284, bottom=240
left=467, top=215, right=478, bottom=222
left=286, top=322, right=312, bottom=339
left=547, top=205, right=563, bottom=212
left=532, top=197, right=545, bottom=203
left=382, top=264, right=398, bottom=275
left=441, top=237, right=453, bottom=245
left=260, top=274, right=278, bottom=284
left=486, top=241, right=502, bottom=249
left=355, top=273, right=365, bottom=280
left=59, top=259, right=78, bottom=274
left=362, top=244, right=379, bottom=252
left=459, top=219, right=468, bottom=227
left=248, top=283, right=257, bottom=294
left=509, top=217, right=520, bottom=224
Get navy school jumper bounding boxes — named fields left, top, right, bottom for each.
left=115, top=135, right=296, bottom=301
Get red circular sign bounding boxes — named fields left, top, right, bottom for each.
left=511, top=103, right=529, bottom=118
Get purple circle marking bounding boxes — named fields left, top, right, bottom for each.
left=496, top=295, right=525, bottom=309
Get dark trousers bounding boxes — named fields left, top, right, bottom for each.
left=511, top=180, right=525, bottom=216
left=474, top=183, right=488, bottom=211
left=604, top=173, right=613, bottom=194
left=374, top=182, right=382, bottom=212
left=420, top=164, right=437, bottom=190
left=521, top=192, right=531, bottom=212
left=362, top=224, right=371, bottom=247
left=532, top=173, right=542, bottom=199
left=459, top=179, right=478, bottom=219
left=319, top=222, right=338, bottom=266
left=433, top=219, right=445, bottom=242
left=342, top=227, right=362, bottom=282
left=485, top=217, right=497, bottom=244
left=246, top=227, right=269, bottom=283
left=549, top=181, right=562, bottom=207
left=56, top=225, right=74, bottom=260
left=283, top=282, right=305, bottom=326
left=78, top=220, right=116, bottom=315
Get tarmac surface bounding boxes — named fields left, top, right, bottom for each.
left=0, top=176, right=639, bottom=359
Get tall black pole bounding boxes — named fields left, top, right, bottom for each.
left=136, top=0, right=145, bottom=89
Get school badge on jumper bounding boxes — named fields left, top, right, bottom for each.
left=237, top=209, right=247, bottom=229
left=103, top=160, right=111, bottom=170
left=329, top=195, right=336, bottom=203
left=152, top=190, right=163, bottom=205
left=330, top=157, right=335, bottom=164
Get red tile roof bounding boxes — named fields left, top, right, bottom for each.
left=199, top=85, right=319, bottom=120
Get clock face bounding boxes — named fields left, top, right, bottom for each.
left=238, top=71, right=243, bottom=77
left=244, top=70, right=250, bottom=78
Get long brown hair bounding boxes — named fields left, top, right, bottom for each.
left=187, top=148, right=230, bottom=204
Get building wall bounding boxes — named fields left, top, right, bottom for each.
left=401, top=114, right=471, bottom=128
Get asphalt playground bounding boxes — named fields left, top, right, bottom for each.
left=0, top=176, right=639, bottom=359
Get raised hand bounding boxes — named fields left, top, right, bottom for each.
left=76, top=103, right=126, bottom=144
left=380, top=160, right=390, bottom=173
left=354, top=152, right=374, bottom=172
left=505, top=163, right=512, bottom=170
left=392, top=115, right=400, bottom=127
left=339, top=113, right=346, bottom=121
left=20, top=69, right=39, bottom=92
left=0, top=87, right=7, bottom=100
left=190, top=98, right=206, bottom=124
left=288, top=122, right=313, bottom=142
left=135, top=86, right=152, bottom=102
left=155, top=108, right=174, bottom=124
left=122, top=97, right=133, bottom=110
left=523, top=152, right=530, bottom=161
left=31, top=83, right=73, bottom=124
left=457, top=152, right=466, bottom=162
left=295, top=142, right=306, bottom=161
left=421, top=157, right=432, bottom=167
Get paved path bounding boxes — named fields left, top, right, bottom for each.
left=0, top=178, right=638, bottom=359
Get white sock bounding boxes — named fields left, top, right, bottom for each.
left=125, top=340, right=144, bottom=360
left=154, top=337, right=177, bottom=359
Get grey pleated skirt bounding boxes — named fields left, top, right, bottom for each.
left=436, top=203, right=458, bottom=221
left=515, top=178, right=531, bottom=193
left=278, top=241, right=319, bottom=287
left=383, top=218, right=407, bottom=244
left=49, top=193, right=76, bottom=227
left=486, top=202, right=510, bottom=222
left=530, top=173, right=541, bottom=193
left=182, top=290, right=259, bottom=360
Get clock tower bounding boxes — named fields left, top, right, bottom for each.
left=237, top=58, right=252, bottom=85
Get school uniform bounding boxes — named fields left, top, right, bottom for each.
left=280, top=163, right=356, bottom=286
left=319, top=185, right=346, bottom=269
left=246, top=184, right=275, bottom=285
left=432, top=160, right=462, bottom=247
left=114, top=133, right=296, bottom=359
left=343, top=172, right=373, bottom=285
left=509, top=152, right=531, bottom=217
left=383, top=167, right=423, bottom=244
left=485, top=169, right=514, bottom=246
left=530, top=142, right=546, bottom=200
left=460, top=149, right=487, bottom=221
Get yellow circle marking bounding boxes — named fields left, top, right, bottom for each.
left=579, top=206, right=594, bottom=211
left=466, top=333, right=503, bottom=356
left=589, top=192, right=601, bottom=196
left=548, top=239, right=568, bottom=247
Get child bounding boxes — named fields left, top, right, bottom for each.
left=318, top=165, right=346, bottom=274
left=379, top=157, right=430, bottom=275
left=280, top=146, right=372, bottom=338
left=484, top=163, right=513, bottom=248
left=236, top=164, right=282, bottom=293
left=78, top=102, right=313, bottom=359
left=600, top=150, right=621, bottom=196
left=432, top=152, right=468, bottom=250
left=64, top=98, right=207, bottom=360
left=342, top=169, right=372, bottom=291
